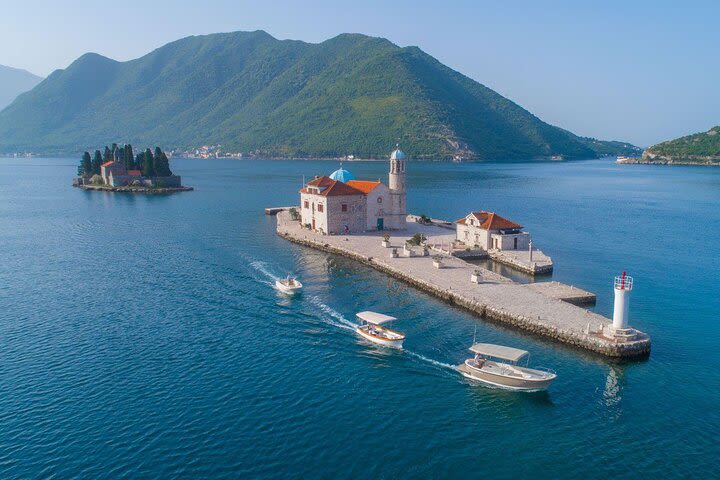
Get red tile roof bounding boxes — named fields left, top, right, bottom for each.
left=127, top=170, right=142, bottom=176
left=300, top=176, right=365, bottom=197
left=101, top=161, right=117, bottom=168
left=346, top=180, right=381, bottom=194
left=456, top=211, right=523, bottom=230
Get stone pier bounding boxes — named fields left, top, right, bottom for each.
left=275, top=211, right=650, bottom=359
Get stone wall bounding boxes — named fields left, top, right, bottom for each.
left=325, top=194, right=366, bottom=234
left=365, top=183, right=390, bottom=230
left=491, top=231, right=530, bottom=251
left=456, top=223, right=491, bottom=249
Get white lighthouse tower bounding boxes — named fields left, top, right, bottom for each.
left=387, top=145, right=407, bottom=230
left=606, top=271, right=637, bottom=339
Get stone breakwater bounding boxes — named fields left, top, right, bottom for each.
left=276, top=211, right=651, bottom=359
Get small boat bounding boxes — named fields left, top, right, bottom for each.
left=458, top=343, right=556, bottom=391
left=355, top=311, right=405, bottom=348
left=275, top=275, right=303, bottom=295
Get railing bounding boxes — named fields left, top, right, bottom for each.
left=614, top=274, right=634, bottom=290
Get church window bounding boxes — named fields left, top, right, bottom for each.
left=318, top=204, right=324, bottom=213
left=377, top=197, right=382, bottom=203
left=341, top=204, right=348, bottom=212
left=304, top=201, right=309, bottom=209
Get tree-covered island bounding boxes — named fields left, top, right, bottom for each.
left=74, top=143, right=192, bottom=192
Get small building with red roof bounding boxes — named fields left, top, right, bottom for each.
left=100, top=161, right=127, bottom=184
left=455, top=211, right=530, bottom=251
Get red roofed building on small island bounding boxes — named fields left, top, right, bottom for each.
left=456, top=211, right=530, bottom=251
left=298, top=147, right=407, bottom=235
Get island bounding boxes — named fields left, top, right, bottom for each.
left=272, top=146, right=650, bottom=359
left=73, top=143, right=193, bottom=192
left=618, top=126, right=720, bottom=166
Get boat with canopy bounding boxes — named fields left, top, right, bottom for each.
left=355, top=311, right=405, bottom=348
left=458, top=343, right=556, bottom=391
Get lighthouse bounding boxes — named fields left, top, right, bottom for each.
left=388, top=145, right=407, bottom=230
left=606, top=271, right=637, bottom=339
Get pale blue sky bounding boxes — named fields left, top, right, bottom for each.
left=1, top=0, right=718, bottom=146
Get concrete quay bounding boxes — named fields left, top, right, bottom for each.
left=275, top=211, right=650, bottom=359
left=489, top=249, right=553, bottom=275
left=523, top=282, right=596, bottom=306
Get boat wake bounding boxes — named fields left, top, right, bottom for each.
left=404, top=350, right=458, bottom=373
left=246, top=258, right=457, bottom=375
left=249, top=260, right=279, bottom=286
left=307, top=296, right=357, bottom=332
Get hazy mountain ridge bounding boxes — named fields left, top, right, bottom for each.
left=0, top=31, right=636, bottom=159
left=0, top=65, right=43, bottom=111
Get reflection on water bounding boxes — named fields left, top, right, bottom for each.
left=468, top=258, right=552, bottom=284
left=603, top=367, right=622, bottom=407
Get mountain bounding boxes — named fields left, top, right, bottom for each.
left=0, top=65, right=42, bottom=111
left=0, top=31, right=636, bottom=159
left=640, top=127, right=720, bottom=165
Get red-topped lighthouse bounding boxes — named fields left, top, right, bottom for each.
left=606, top=271, right=637, bottom=339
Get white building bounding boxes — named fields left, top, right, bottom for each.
left=299, top=147, right=407, bottom=234
left=455, top=211, right=530, bottom=251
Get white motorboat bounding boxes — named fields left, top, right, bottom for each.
left=275, top=275, right=303, bottom=295
left=355, top=311, right=405, bottom=348
left=458, top=343, right=556, bottom=391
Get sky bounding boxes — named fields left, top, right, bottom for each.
left=1, top=0, right=718, bottom=146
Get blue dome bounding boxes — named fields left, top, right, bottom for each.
left=329, top=168, right=355, bottom=182
left=391, top=147, right=406, bottom=160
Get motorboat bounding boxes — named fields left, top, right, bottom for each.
left=355, top=311, right=405, bottom=348
left=458, top=343, right=556, bottom=391
left=275, top=275, right=303, bottom=295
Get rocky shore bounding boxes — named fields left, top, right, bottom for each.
left=74, top=184, right=193, bottom=193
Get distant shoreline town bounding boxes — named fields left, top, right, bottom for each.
left=72, top=143, right=192, bottom=193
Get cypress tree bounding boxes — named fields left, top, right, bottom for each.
left=135, top=153, right=143, bottom=172
left=142, top=148, right=155, bottom=177
left=153, top=147, right=172, bottom=177
left=79, top=151, right=92, bottom=176
left=124, top=144, right=134, bottom=170
left=92, top=150, right=103, bottom=174
left=103, top=146, right=112, bottom=162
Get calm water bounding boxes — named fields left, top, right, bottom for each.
left=0, top=157, right=718, bottom=478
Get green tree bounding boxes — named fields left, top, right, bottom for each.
left=142, top=148, right=155, bottom=177
left=103, top=146, right=112, bottom=162
left=124, top=144, right=134, bottom=170
left=135, top=153, right=144, bottom=171
left=153, top=147, right=172, bottom=177
left=78, top=151, right=92, bottom=176
left=91, top=150, right=103, bottom=174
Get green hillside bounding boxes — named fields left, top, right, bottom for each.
left=0, top=31, right=636, bottom=159
left=643, top=126, right=720, bottom=163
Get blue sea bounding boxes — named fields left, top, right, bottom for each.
left=0, top=157, right=718, bottom=478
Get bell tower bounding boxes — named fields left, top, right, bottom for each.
left=388, top=144, right=407, bottom=229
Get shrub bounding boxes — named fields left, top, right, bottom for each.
left=408, top=233, right=426, bottom=246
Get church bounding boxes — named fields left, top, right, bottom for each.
left=299, top=147, right=407, bottom=235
